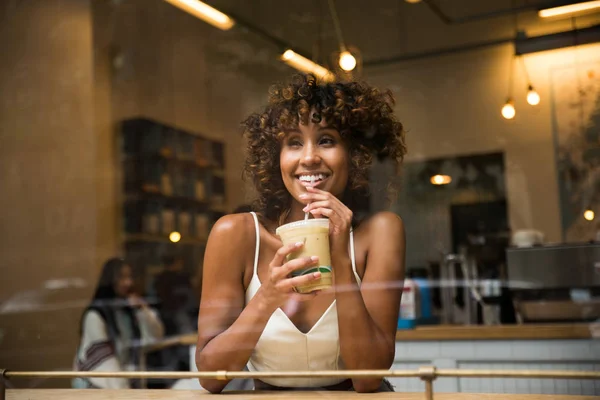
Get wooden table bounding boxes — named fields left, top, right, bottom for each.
left=5, top=390, right=600, bottom=399
left=146, top=324, right=598, bottom=351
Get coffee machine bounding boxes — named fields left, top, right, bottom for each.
left=506, top=242, right=600, bottom=323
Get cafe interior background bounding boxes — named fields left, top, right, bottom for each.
left=1, top=0, right=599, bottom=395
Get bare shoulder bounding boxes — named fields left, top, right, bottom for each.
left=204, top=213, right=256, bottom=274
left=208, top=213, right=254, bottom=245
left=359, top=211, right=405, bottom=241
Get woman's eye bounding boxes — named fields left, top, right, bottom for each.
left=320, top=137, right=335, bottom=146
left=288, top=139, right=302, bottom=147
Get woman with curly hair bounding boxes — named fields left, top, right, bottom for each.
left=196, top=74, right=407, bottom=393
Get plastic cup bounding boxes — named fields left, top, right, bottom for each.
left=275, top=218, right=332, bottom=293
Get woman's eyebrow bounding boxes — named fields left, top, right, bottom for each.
left=318, top=126, right=336, bottom=131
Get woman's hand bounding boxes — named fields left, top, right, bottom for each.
left=128, top=293, right=148, bottom=309
left=257, top=241, right=322, bottom=312
left=300, top=186, right=353, bottom=256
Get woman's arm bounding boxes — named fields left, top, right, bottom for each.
left=135, top=305, right=165, bottom=342
left=303, top=188, right=405, bottom=392
left=78, top=310, right=130, bottom=389
left=195, top=214, right=320, bottom=393
left=334, top=212, right=405, bottom=392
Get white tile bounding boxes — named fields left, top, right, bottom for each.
left=558, top=342, right=592, bottom=360
left=439, top=341, right=476, bottom=359
left=474, top=342, right=513, bottom=360
left=406, top=341, right=440, bottom=359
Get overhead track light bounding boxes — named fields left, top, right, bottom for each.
left=281, top=50, right=335, bottom=82
left=539, top=1, right=600, bottom=19
left=164, top=0, right=235, bottom=30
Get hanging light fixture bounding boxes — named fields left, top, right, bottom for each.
left=501, top=54, right=517, bottom=119
left=328, top=0, right=360, bottom=73
left=502, top=5, right=519, bottom=120
left=526, top=85, right=541, bottom=105
left=339, top=50, right=357, bottom=71
left=584, top=209, right=595, bottom=221
left=518, top=56, right=541, bottom=106
left=164, top=0, right=235, bottom=30
left=501, top=99, right=516, bottom=119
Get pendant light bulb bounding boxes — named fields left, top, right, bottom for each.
left=526, top=85, right=540, bottom=106
left=339, top=51, right=357, bottom=71
left=501, top=99, right=516, bottom=120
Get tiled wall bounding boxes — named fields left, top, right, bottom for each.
left=392, top=339, right=600, bottom=395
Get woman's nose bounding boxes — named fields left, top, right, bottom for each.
left=301, top=144, right=321, bottom=165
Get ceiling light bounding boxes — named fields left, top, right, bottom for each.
left=405, top=0, right=422, bottom=3
left=584, top=209, right=595, bottom=221
left=339, top=51, right=357, bottom=71
left=164, top=0, right=235, bottom=30
left=539, top=1, right=600, bottom=18
left=281, top=50, right=335, bottom=82
left=526, top=85, right=541, bottom=106
left=501, top=99, right=516, bottom=120
left=430, top=175, right=452, bottom=185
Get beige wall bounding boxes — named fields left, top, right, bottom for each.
left=366, top=39, right=600, bottom=248
left=0, top=0, right=97, bottom=375
left=0, top=0, right=274, bottom=375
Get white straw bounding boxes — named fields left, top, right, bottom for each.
left=305, top=203, right=310, bottom=220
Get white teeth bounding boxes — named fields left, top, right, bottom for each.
left=298, top=174, right=326, bottom=182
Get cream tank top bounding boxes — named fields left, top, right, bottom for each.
left=245, top=212, right=362, bottom=388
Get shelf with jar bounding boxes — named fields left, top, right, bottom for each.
left=120, top=118, right=227, bottom=290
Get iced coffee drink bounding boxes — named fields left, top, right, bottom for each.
left=275, top=219, right=332, bottom=293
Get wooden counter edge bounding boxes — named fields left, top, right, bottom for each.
left=394, top=323, right=596, bottom=341
left=5, top=389, right=600, bottom=400
left=141, top=324, right=596, bottom=351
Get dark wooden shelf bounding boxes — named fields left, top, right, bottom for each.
left=123, top=153, right=222, bottom=170
left=125, top=233, right=207, bottom=246
left=124, top=191, right=214, bottom=209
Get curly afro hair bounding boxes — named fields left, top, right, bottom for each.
left=242, top=74, right=407, bottom=223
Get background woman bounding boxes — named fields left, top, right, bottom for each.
left=73, top=258, right=164, bottom=389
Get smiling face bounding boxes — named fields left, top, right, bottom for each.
left=280, top=118, right=349, bottom=208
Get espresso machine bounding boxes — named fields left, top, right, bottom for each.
left=506, top=242, right=600, bottom=323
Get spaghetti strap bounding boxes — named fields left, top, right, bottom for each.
left=350, top=229, right=361, bottom=285
left=249, top=212, right=260, bottom=276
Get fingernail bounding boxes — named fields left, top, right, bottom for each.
left=302, top=207, right=308, bottom=212
left=313, top=272, right=321, bottom=278
left=299, top=194, right=307, bottom=199
left=310, top=256, right=319, bottom=262
left=295, top=241, right=304, bottom=247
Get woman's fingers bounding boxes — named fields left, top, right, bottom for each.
left=276, top=271, right=322, bottom=292
left=269, top=241, right=303, bottom=269
left=271, top=256, right=319, bottom=281
left=309, top=207, right=334, bottom=219
left=302, top=199, right=332, bottom=212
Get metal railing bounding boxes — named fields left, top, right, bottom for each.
left=2, top=367, right=600, bottom=400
